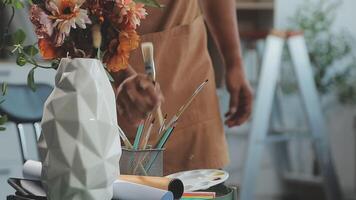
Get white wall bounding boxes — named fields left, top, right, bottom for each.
left=275, top=0, right=356, bottom=36
left=275, top=0, right=356, bottom=195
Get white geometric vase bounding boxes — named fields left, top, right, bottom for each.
left=38, top=58, right=121, bottom=200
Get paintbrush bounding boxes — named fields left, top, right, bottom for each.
left=142, top=118, right=155, bottom=150
left=158, top=114, right=168, bottom=135
left=141, top=42, right=164, bottom=127
left=165, top=79, right=209, bottom=129
left=116, top=125, right=133, bottom=149
left=145, top=124, right=177, bottom=172
left=155, top=125, right=176, bottom=149
left=133, top=121, right=145, bottom=150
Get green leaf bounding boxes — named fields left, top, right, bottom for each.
left=0, top=115, right=8, bottom=124
left=12, top=29, right=26, bottom=45
left=16, top=54, right=27, bottom=66
left=51, top=59, right=60, bottom=69
left=1, top=82, right=7, bottom=95
left=27, top=67, right=37, bottom=91
left=13, top=0, right=24, bottom=9
left=24, top=45, right=39, bottom=57
left=134, top=0, right=162, bottom=7
left=0, top=127, right=6, bottom=131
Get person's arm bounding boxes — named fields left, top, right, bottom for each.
left=199, top=0, right=253, bottom=127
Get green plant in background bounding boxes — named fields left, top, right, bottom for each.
left=1, top=0, right=60, bottom=90
left=288, top=0, right=356, bottom=104
left=0, top=83, right=8, bottom=131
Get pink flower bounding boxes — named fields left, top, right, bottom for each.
left=117, top=0, right=147, bottom=29
left=45, top=0, right=92, bottom=46
left=30, top=5, right=54, bottom=38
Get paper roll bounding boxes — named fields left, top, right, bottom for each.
left=113, top=180, right=173, bottom=200
left=23, top=160, right=177, bottom=200
left=119, top=175, right=184, bottom=199
left=23, top=160, right=42, bottom=180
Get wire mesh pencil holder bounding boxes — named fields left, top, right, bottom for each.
left=120, top=148, right=164, bottom=176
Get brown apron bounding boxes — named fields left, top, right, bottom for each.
left=127, top=0, right=229, bottom=175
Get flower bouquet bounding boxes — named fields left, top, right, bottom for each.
left=1, top=0, right=161, bottom=199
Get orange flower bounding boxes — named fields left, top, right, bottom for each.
left=38, top=39, right=58, bottom=60
left=106, top=30, right=140, bottom=72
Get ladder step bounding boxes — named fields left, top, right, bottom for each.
left=283, top=172, right=323, bottom=186
left=263, top=133, right=312, bottom=143
left=270, top=127, right=309, bottom=134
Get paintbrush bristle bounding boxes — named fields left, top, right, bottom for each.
left=141, top=42, right=156, bottom=80
left=141, top=42, right=154, bottom=64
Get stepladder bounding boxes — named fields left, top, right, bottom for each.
left=239, top=31, right=342, bottom=200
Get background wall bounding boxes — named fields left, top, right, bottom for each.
left=275, top=0, right=356, bottom=196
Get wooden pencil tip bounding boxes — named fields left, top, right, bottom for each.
left=205, top=79, right=209, bottom=82
left=151, top=118, right=156, bottom=123
left=164, top=114, right=168, bottom=118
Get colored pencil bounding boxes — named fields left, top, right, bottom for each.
left=155, top=126, right=176, bottom=149
left=116, top=125, right=133, bottom=149
left=133, top=122, right=144, bottom=150
left=142, top=118, right=155, bottom=150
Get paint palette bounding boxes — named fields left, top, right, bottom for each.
left=166, top=169, right=229, bottom=192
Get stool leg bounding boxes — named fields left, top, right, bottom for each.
left=33, top=122, right=41, bottom=140
left=17, top=123, right=27, bottom=163
left=231, top=186, right=238, bottom=200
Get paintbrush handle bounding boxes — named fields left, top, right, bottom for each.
left=117, top=125, right=133, bottom=149
left=133, top=124, right=144, bottom=150
left=176, top=81, right=208, bottom=117
left=156, top=106, right=164, bottom=127
left=142, top=125, right=153, bottom=150
left=155, top=127, right=175, bottom=149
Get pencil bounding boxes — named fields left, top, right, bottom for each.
left=133, top=122, right=144, bottom=150
left=155, top=125, right=176, bottom=149
left=116, top=125, right=133, bottom=149
left=142, top=118, right=155, bottom=150
left=145, top=125, right=176, bottom=172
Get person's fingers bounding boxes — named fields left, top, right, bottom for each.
left=118, top=88, right=146, bottom=125
left=116, top=93, right=131, bottom=119
left=225, top=85, right=253, bottom=127
left=154, top=83, right=165, bottom=103
left=116, top=74, right=164, bottom=125
left=225, top=89, right=239, bottom=118
left=125, top=80, right=154, bottom=114
left=125, top=91, right=148, bottom=121
left=137, top=78, right=162, bottom=109
left=236, top=86, right=253, bottom=125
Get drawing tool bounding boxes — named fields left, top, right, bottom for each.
left=142, top=118, right=155, bottom=150
left=158, top=114, right=167, bottom=135
left=156, top=125, right=176, bottom=149
left=133, top=121, right=145, bottom=150
left=141, top=42, right=164, bottom=127
left=116, top=125, right=133, bottom=149
left=165, top=80, right=209, bottom=129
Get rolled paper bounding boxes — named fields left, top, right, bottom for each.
left=23, top=160, right=42, bottom=180
left=113, top=180, right=173, bottom=200
left=119, top=175, right=184, bottom=199
left=23, top=160, right=178, bottom=199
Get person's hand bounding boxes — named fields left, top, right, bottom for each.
left=115, top=74, right=164, bottom=125
left=225, top=65, right=253, bottom=127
